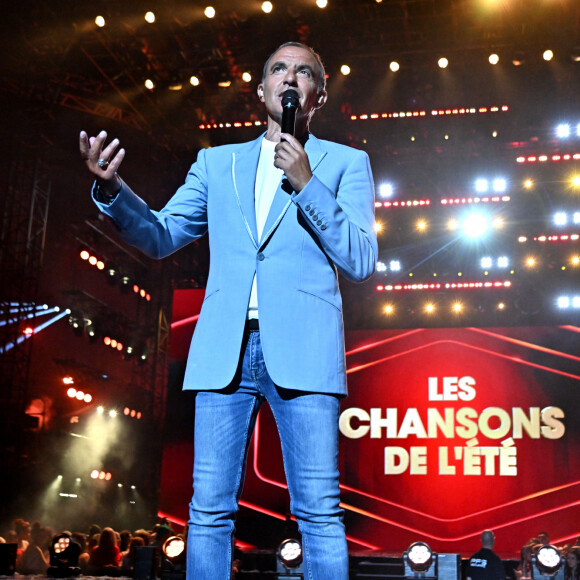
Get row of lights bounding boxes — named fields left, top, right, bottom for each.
left=376, top=254, right=579, bottom=277
left=96, top=405, right=144, bottom=420
left=90, top=470, right=112, bottom=481
left=340, top=50, right=557, bottom=76
left=80, top=250, right=151, bottom=301
left=382, top=301, right=508, bottom=316
left=376, top=281, right=512, bottom=292
left=517, top=154, right=580, bottom=165
left=199, top=104, right=510, bottom=130
left=520, top=234, right=580, bottom=243
left=350, top=105, right=508, bottom=121
left=375, top=215, right=504, bottom=236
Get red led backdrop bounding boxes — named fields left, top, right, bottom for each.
left=160, top=290, right=580, bottom=555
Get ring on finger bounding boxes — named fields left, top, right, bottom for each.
left=98, top=158, right=109, bottom=169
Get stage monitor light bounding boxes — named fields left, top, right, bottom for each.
left=404, top=541, right=436, bottom=578
left=277, top=538, right=303, bottom=575
left=532, top=545, right=564, bottom=580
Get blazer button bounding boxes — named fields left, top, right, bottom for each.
left=305, top=205, right=311, bottom=211
left=312, top=214, right=318, bottom=220
left=309, top=209, right=315, bottom=216
left=321, top=225, right=327, bottom=230
left=257, top=252, right=265, bottom=261
left=317, top=220, right=323, bottom=226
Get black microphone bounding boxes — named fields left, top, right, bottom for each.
left=281, top=89, right=300, bottom=136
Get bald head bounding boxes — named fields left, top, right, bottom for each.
left=481, top=530, right=495, bottom=549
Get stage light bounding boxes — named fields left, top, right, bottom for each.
left=572, top=255, right=580, bottom=265
left=572, top=176, right=580, bottom=187
left=489, top=53, right=499, bottom=65
left=452, top=302, right=463, bottom=313
left=242, top=72, right=252, bottom=83
left=404, top=541, right=436, bottom=578
left=162, top=536, right=186, bottom=563
left=341, top=64, right=351, bottom=76
left=526, top=257, right=536, bottom=267
left=556, top=124, right=571, bottom=138
left=481, top=257, right=492, bottom=269
left=462, top=212, right=489, bottom=238
left=532, top=545, right=564, bottom=580
left=554, top=212, right=567, bottom=225
left=390, top=260, right=401, bottom=271
left=377, top=262, right=387, bottom=272
left=95, top=15, right=105, bottom=28
left=379, top=183, right=394, bottom=198
left=475, top=178, right=489, bottom=193
left=48, top=533, right=81, bottom=577
left=492, top=178, right=507, bottom=192
left=109, top=410, right=117, bottom=418
left=277, top=539, right=303, bottom=575
left=67, top=387, right=76, bottom=398
left=497, top=256, right=509, bottom=268
left=512, top=51, right=525, bottom=66
left=557, top=296, right=569, bottom=308
left=80, top=250, right=89, bottom=260
left=543, top=50, right=554, bottom=62
left=190, top=75, right=200, bottom=87
left=447, top=219, right=458, bottom=231
left=384, top=304, right=394, bottom=314
left=390, top=61, right=400, bottom=72
left=261, top=1, right=273, bottom=12
left=438, top=57, right=448, bottom=69
left=145, top=79, right=155, bottom=90
left=316, top=0, right=328, bottom=7
left=417, top=220, right=427, bottom=231
left=144, top=11, right=155, bottom=23
left=524, top=179, right=534, bottom=189
left=497, top=302, right=505, bottom=310
left=425, top=303, right=435, bottom=313
left=204, top=6, right=215, bottom=18
left=97, top=406, right=104, bottom=414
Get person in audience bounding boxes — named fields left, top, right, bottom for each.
left=515, top=544, right=534, bottom=580
left=16, top=522, right=52, bottom=575
left=565, top=548, right=580, bottom=580
left=89, top=526, right=121, bottom=572
left=71, top=531, right=91, bottom=572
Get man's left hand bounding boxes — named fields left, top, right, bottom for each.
left=274, top=134, right=312, bottom=192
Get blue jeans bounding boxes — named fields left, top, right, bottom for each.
left=187, top=331, right=348, bottom=579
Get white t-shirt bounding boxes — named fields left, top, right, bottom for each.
left=247, top=138, right=283, bottom=319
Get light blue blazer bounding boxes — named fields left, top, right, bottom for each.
left=94, top=133, right=378, bottom=396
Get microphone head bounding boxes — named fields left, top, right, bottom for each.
left=281, top=89, right=300, bottom=108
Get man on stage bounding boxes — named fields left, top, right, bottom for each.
left=80, top=42, right=378, bottom=579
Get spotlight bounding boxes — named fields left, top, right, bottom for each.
left=95, top=15, right=106, bottom=28
left=532, top=545, right=564, bottom=580
left=390, top=61, right=400, bottom=72
left=277, top=539, right=303, bottom=577
left=543, top=49, right=554, bottom=62
left=340, top=64, right=351, bottom=76
left=144, top=11, right=155, bottom=23
left=204, top=6, right=215, bottom=18
left=556, top=124, right=570, bottom=138
left=379, top=183, right=394, bottom=198
left=404, top=541, right=436, bottom=578
left=489, top=53, right=499, bottom=65
left=48, top=533, right=81, bottom=577
left=438, top=57, right=448, bottom=69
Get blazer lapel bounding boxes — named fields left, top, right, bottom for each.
left=231, top=136, right=263, bottom=248
left=259, top=134, right=327, bottom=249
